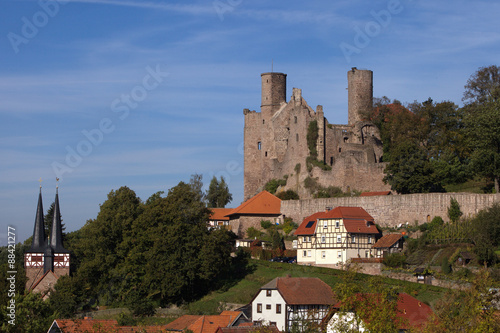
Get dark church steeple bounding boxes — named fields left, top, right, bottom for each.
left=49, top=185, right=69, bottom=253
left=30, top=184, right=46, bottom=252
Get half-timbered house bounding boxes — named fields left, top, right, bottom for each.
left=295, top=207, right=381, bottom=266
left=251, top=276, right=335, bottom=332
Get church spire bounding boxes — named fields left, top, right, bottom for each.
left=50, top=181, right=68, bottom=253
left=30, top=182, right=46, bottom=252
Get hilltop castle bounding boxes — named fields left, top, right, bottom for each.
left=243, top=68, right=390, bottom=200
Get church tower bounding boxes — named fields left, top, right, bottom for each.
left=24, top=185, right=47, bottom=290
left=25, top=183, right=70, bottom=292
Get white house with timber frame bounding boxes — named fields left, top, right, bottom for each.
left=294, top=207, right=381, bottom=266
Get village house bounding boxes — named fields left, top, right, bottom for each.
left=294, top=207, right=381, bottom=266
left=164, top=311, right=249, bottom=333
left=373, top=233, right=405, bottom=258
left=47, top=318, right=171, bottom=332
left=251, top=276, right=335, bottom=332
left=225, top=191, right=283, bottom=238
left=209, top=208, right=233, bottom=230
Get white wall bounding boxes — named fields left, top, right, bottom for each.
left=252, top=289, right=287, bottom=331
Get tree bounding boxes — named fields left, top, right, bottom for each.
left=44, top=201, right=66, bottom=237
left=276, top=189, right=299, bottom=200
left=206, top=176, right=233, bottom=208
left=383, top=141, right=445, bottom=194
left=463, top=100, right=500, bottom=193
left=448, top=197, right=463, bottom=223
left=470, top=203, right=500, bottom=266
left=463, top=65, right=500, bottom=105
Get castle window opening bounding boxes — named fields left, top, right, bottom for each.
left=330, top=157, right=334, bottom=165
left=265, top=151, right=268, bottom=157
left=263, top=120, right=265, bottom=124
left=258, top=142, right=261, bottom=150
left=427, top=215, right=431, bottom=222
left=296, top=134, right=299, bottom=142
left=344, top=137, right=349, bottom=143
left=294, top=116, right=297, bottom=123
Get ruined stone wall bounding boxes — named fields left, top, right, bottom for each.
left=281, top=193, right=500, bottom=226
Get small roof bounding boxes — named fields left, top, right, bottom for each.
left=373, top=233, right=404, bottom=248
left=165, top=315, right=201, bottom=331
left=343, top=219, right=380, bottom=234
left=216, top=326, right=280, bottom=333
left=360, top=191, right=391, bottom=197
left=226, top=191, right=281, bottom=217
left=49, top=319, right=119, bottom=333
left=210, top=208, right=233, bottom=221
left=261, top=276, right=335, bottom=305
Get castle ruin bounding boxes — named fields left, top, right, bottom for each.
left=243, top=68, right=390, bottom=200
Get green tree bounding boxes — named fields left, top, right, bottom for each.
left=383, top=141, right=445, bottom=194
left=276, top=189, right=299, bottom=200
left=1, top=292, right=55, bottom=333
left=448, top=197, right=463, bottom=223
left=463, top=65, right=500, bottom=105
left=206, top=176, right=233, bottom=208
left=470, top=203, right=500, bottom=266
left=463, top=99, right=500, bottom=193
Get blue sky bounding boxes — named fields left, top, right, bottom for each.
left=1, top=0, right=499, bottom=245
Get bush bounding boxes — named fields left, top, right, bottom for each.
left=260, top=220, right=273, bottom=229
left=276, top=190, right=299, bottom=200
left=264, top=178, right=287, bottom=194
left=247, top=227, right=262, bottom=239
left=383, top=252, right=407, bottom=268
left=455, top=268, right=473, bottom=280
left=441, top=257, right=452, bottom=274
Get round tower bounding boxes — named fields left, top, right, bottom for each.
left=261, top=72, right=287, bottom=119
left=347, top=68, right=373, bottom=125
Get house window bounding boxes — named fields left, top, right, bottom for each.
left=266, top=304, right=271, bottom=310
left=335, top=220, right=340, bottom=228
left=368, top=236, right=372, bottom=244
left=338, top=251, right=342, bottom=258
left=276, top=304, right=282, bottom=314
left=303, top=250, right=307, bottom=257
left=270, top=322, right=277, bottom=327
left=321, top=236, right=326, bottom=243
left=258, top=142, right=261, bottom=150
left=303, top=236, right=307, bottom=243
left=307, top=250, right=311, bottom=257
left=266, top=290, right=272, bottom=297
left=257, top=304, right=262, bottom=313
left=323, top=220, right=328, bottom=228
left=321, top=251, right=326, bottom=259
left=352, top=235, right=356, bottom=243
left=337, top=235, right=341, bottom=243
left=365, top=250, right=369, bottom=258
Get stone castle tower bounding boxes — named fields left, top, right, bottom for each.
left=243, top=68, right=389, bottom=200
left=24, top=185, right=70, bottom=292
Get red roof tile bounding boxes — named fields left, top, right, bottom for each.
left=210, top=208, right=233, bottom=221
left=165, top=315, right=201, bottom=331
left=360, top=191, right=391, bottom=197
left=294, top=212, right=325, bottom=235
left=322, top=207, right=374, bottom=220
left=264, top=276, right=335, bottom=305
left=166, top=314, right=237, bottom=333
left=343, top=219, right=380, bottom=235
left=226, top=191, right=281, bottom=217
left=52, top=319, right=120, bottom=333
left=216, top=326, right=280, bottom=333
left=373, top=233, right=403, bottom=248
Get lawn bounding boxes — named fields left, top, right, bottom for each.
left=187, top=259, right=446, bottom=314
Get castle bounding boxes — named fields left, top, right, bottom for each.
left=24, top=184, right=70, bottom=297
left=243, top=68, right=390, bottom=200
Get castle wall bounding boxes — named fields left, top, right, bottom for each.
left=348, top=68, right=373, bottom=125
left=281, top=193, right=500, bottom=227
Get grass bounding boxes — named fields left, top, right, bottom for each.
left=444, top=177, right=492, bottom=193
left=187, top=260, right=447, bottom=314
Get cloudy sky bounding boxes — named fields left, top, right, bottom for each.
left=1, top=0, right=499, bottom=245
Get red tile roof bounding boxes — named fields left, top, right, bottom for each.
left=343, top=219, right=380, bottom=235
left=262, top=276, right=335, bottom=305
left=322, top=206, right=374, bottom=220
left=226, top=191, right=281, bottom=217
left=210, top=208, right=233, bottom=221
left=360, top=191, right=391, bottom=197
left=165, top=313, right=243, bottom=333
left=295, top=207, right=379, bottom=235
left=51, top=319, right=120, bottom=333
left=119, top=326, right=169, bottom=332
left=294, top=212, right=324, bottom=235
left=373, top=233, right=403, bottom=248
